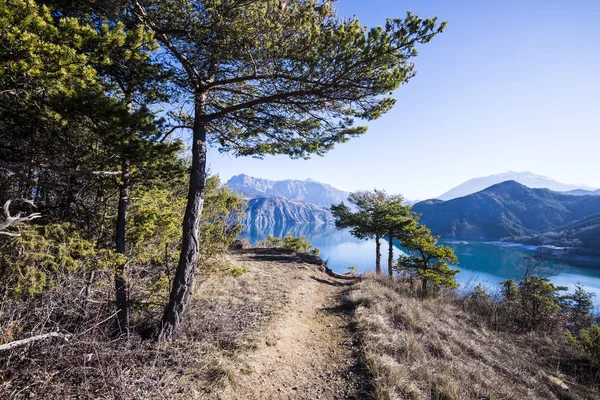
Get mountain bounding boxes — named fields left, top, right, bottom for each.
left=516, top=213, right=600, bottom=251
left=437, top=171, right=596, bottom=201
left=562, top=189, right=600, bottom=196
left=244, top=197, right=334, bottom=228
left=413, top=181, right=600, bottom=240
left=227, top=174, right=349, bottom=208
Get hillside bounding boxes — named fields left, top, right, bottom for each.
left=437, top=171, right=596, bottom=201
left=517, top=213, right=600, bottom=250
left=244, top=197, right=334, bottom=227
left=346, top=276, right=599, bottom=399
left=563, top=189, right=600, bottom=196
left=413, top=181, right=600, bottom=240
left=227, top=174, right=349, bottom=208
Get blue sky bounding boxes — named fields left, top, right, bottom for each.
left=205, top=0, right=600, bottom=200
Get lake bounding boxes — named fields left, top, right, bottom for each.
left=242, top=222, right=600, bottom=305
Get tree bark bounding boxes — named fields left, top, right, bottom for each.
left=387, top=229, right=394, bottom=278
left=375, top=233, right=381, bottom=275
left=115, top=163, right=130, bottom=334
left=159, top=96, right=208, bottom=341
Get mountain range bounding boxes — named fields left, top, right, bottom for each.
left=244, top=197, right=334, bottom=228
left=437, top=171, right=597, bottom=201
left=413, top=181, right=600, bottom=241
left=227, top=174, right=349, bottom=209
left=563, top=189, right=600, bottom=197
left=229, top=172, right=600, bottom=250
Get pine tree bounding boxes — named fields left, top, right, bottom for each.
left=396, top=224, right=459, bottom=296
left=129, top=0, right=446, bottom=339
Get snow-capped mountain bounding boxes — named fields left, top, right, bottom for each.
left=437, top=171, right=596, bottom=201
left=226, top=174, right=349, bottom=209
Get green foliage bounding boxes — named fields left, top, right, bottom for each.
left=0, top=224, right=124, bottom=297
left=495, top=274, right=569, bottom=332
left=332, top=190, right=393, bottom=240
left=126, top=175, right=244, bottom=298
left=133, top=1, right=446, bottom=159
left=566, top=325, right=600, bottom=363
left=563, top=283, right=596, bottom=327
left=396, top=225, right=460, bottom=295
left=258, top=236, right=285, bottom=248
left=129, top=186, right=187, bottom=267
left=500, top=278, right=519, bottom=302
left=258, top=233, right=320, bottom=256
left=199, top=176, right=246, bottom=261
left=332, top=190, right=414, bottom=275
left=470, top=283, right=491, bottom=304
left=517, top=276, right=567, bottom=331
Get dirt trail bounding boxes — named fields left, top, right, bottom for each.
left=217, top=249, right=364, bottom=400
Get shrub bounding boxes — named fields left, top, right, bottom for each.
left=517, top=276, right=567, bottom=331
left=566, top=325, right=600, bottom=363
left=258, top=233, right=320, bottom=255
left=0, top=223, right=124, bottom=298
left=563, top=283, right=596, bottom=329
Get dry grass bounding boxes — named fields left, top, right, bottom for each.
left=0, top=249, right=299, bottom=399
left=345, top=275, right=600, bottom=400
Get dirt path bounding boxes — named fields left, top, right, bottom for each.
left=216, top=249, right=364, bottom=400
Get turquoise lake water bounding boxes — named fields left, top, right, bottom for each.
left=242, top=223, right=600, bottom=305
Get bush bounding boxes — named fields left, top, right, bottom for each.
left=0, top=224, right=124, bottom=298
left=258, top=233, right=320, bottom=255
left=566, top=325, right=600, bottom=363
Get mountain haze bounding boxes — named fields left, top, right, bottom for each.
left=414, top=181, right=600, bottom=240
left=437, top=171, right=596, bottom=201
left=227, top=174, right=349, bottom=209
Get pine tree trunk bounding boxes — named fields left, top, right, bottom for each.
left=115, top=164, right=130, bottom=334
left=387, top=229, right=394, bottom=278
left=159, top=97, right=207, bottom=341
left=375, top=233, right=381, bottom=275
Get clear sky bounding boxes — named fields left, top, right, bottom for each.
left=204, top=0, right=600, bottom=200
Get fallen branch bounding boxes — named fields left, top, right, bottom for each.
left=0, top=332, right=68, bottom=352
left=0, top=199, right=42, bottom=237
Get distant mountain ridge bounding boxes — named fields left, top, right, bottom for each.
left=516, top=213, right=600, bottom=251
left=563, top=189, right=600, bottom=197
left=244, top=197, right=334, bottom=227
left=437, top=171, right=596, bottom=201
left=227, top=174, right=349, bottom=208
left=413, top=181, right=600, bottom=241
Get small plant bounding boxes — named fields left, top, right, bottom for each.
left=348, top=265, right=359, bottom=273
left=566, top=324, right=600, bottom=363
left=258, top=233, right=320, bottom=255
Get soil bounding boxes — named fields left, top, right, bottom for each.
left=215, top=248, right=366, bottom=400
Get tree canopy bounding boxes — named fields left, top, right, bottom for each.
left=128, top=0, right=445, bottom=339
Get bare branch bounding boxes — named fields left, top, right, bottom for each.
left=0, top=199, right=42, bottom=237
left=0, top=332, right=68, bottom=352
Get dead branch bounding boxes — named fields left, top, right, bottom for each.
left=0, top=332, right=68, bottom=352
left=0, top=199, right=42, bottom=237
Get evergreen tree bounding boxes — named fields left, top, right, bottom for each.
left=396, top=224, right=459, bottom=296
left=331, top=190, right=390, bottom=274
left=129, top=0, right=446, bottom=339
left=1, top=1, right=185, bottom=333
left=379, top=196, right=415, bottom=277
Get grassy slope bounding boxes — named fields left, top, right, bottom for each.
left=345, top=276, right=600, bottom=400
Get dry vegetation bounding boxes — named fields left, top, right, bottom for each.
left=345, top=275, right=600, bottom=400
left=0, top=246, right=362, bottom=399
left=0, top=249, right=299, bottom=399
